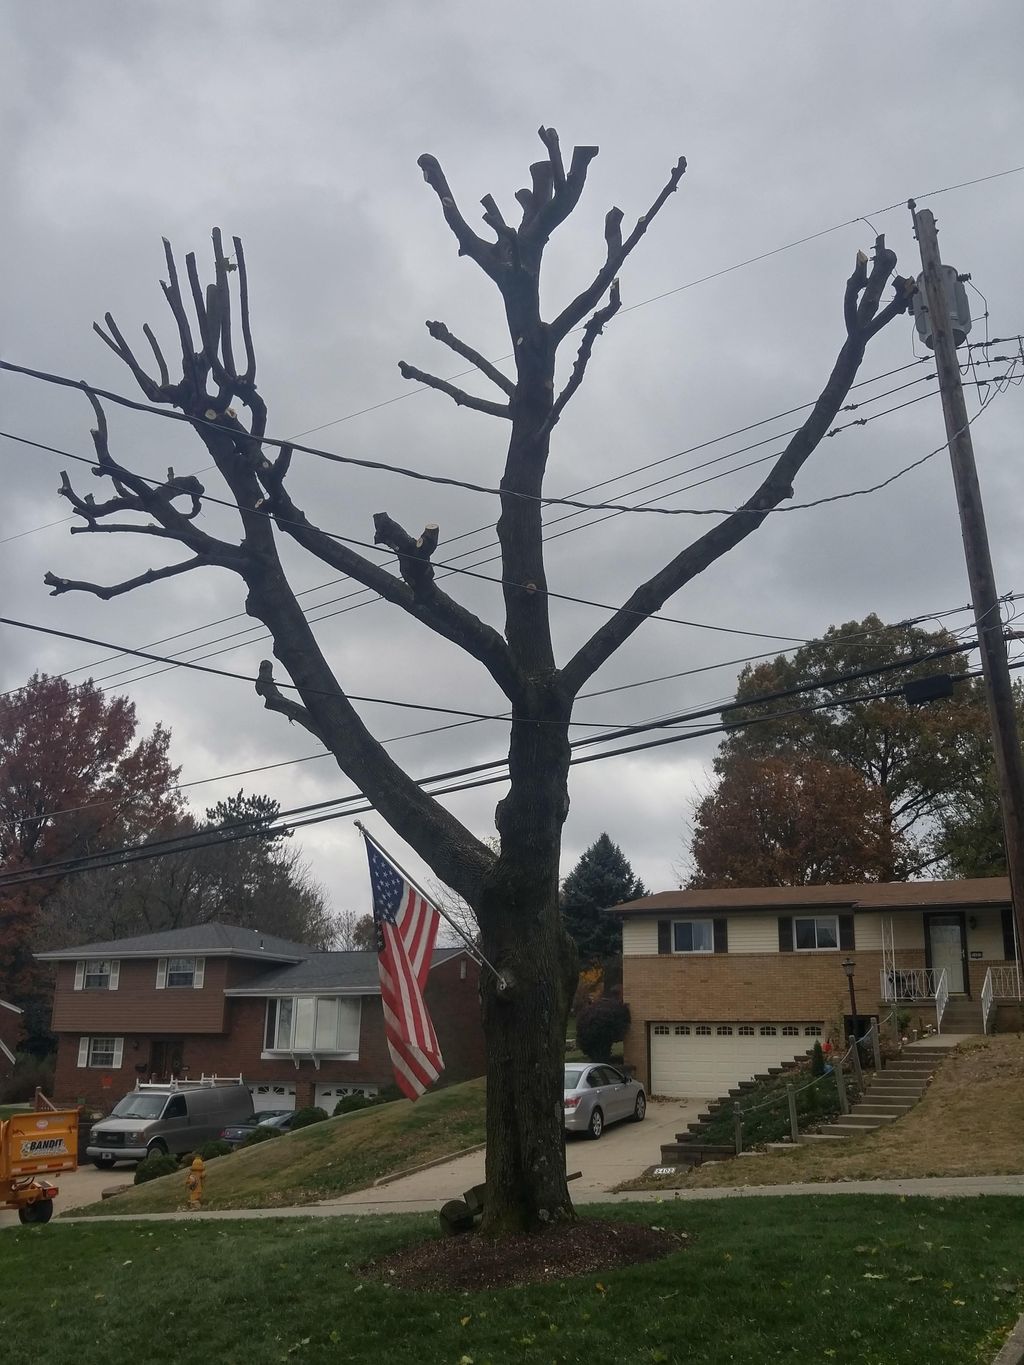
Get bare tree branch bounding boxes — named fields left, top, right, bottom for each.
left=397, top=360, right=511, bottom=419
left=424, top=320, right=515, bottom=396
left=561, top=253, right=914, bottom=695
left=43, top=555, right=215, bottom=600
left=417, top=154, right=502, bottom=280
left=546, top=280, right=621, bottom=431
left=373, top=513, right=440, bottom=593
left=255, top=662, right=328, bottom=742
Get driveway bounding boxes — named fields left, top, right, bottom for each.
left=319, top=1097, right=700, bottom=1212
left=1, top=1161, right=129, bottom=1228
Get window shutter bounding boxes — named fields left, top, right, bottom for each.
left=778, top=916, right=794, bottom=952
left=156, top=958, right=167, bottom=989
left=74, top=961, right=85, bottom=991
left=838, top=915, right=856, bottom=951
left=657, top=920, right=671, bottom=955
left=109, top=961, right=120, bottom=991
left=112, top=1038, right=124, bottom=1069
left=1002, top=906, right=1017, bottom=962
left=193, top=958, right=205, bottom=989
left=713, top=919, right=729, bottom=954
left=77, top=1038, right=89, bottom=1068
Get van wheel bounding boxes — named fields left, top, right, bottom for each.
left=146, top=1140, right=168, bottom=1158
left=93, top=1156, right=116, bottom=1171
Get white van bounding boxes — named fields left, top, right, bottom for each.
left=87, top=1077, right=254, bottom=1169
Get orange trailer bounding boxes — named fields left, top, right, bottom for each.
left=1, top=1109, right=79, bottom=1224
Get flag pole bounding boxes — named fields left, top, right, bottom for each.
left=354, top=821, right=506, bottom=986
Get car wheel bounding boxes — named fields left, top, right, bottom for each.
left=587, top=1107, right=604, bottom=1140
left=18, top=1198, right=53, bottom=1224
left=93, top=1156, right=116, bottom=1171
left=632, top=1092, right=647, bottom=1123
left=147, top=1140, right=168, bottom=1158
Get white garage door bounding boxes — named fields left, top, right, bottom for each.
left=249, top=1082, right=296, bottom=1112
left=314, top=1083, right=379, bottom=1111
left=650, top=1023, right=822, bottom=1099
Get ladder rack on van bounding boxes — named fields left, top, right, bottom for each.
left=133, top=1074, right=244, bottom=1091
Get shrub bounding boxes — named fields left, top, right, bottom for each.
left=133, top=1152, right=179, bottom=1185
left=290, top=1106, right=328, bottom=1130
left=333, top=1094, right=377, bottom=1116
left=572, top=964, right=604, bottom=1016
left=198, top=1139, right=233, bottom=1161
left=810, top=1040, right=826, bottom=1077
left=240, top=1124, right=283, bottom=1148
left=0, top=1053, right=55, bottom=1104
left=576, top=997, right=631, bottom=1063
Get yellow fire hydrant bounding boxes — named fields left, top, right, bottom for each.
left=185, top=1156, right=205, bottom=1209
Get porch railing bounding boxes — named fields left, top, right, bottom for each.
left=879, top=966, right=948, bottom=1003
left=987, top=964, right=1023, bottom=1001
left=935, top=968, right=949, bottom=1033
left=981, top=968, right=995, bottom=1035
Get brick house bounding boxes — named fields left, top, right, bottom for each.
left=36, top=922, right=484, bottom=1111
left=0, top=998, right=24, bottom=1082
left=611, top=877, right=1022, bottom=1100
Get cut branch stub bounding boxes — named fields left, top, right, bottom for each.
left=373, top=512, right=439, bottom=593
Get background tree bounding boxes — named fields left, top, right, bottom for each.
left=24, top=130, right=911, bottom=1231
left=717, top=615, right=991, bottom=876
left=688, top=754, right=900, bottom=887
left=560, top=833, right=647, bottom=966
left=0, top=674, right=181, bottom=1045
left=39, top=790, right=336, bottom=950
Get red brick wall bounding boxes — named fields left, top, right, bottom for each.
left=52, top=952, right=484, bottom=1109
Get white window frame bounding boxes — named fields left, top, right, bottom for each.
left=159, top=956, right=205, bottom=989
left=75, top=959, right=119, bottom=991
left=77, top=1036, right=124, bottom=1069
left=262, top=996, right=361, bottom=1060
left=738, top=1025, right=755, bottom=1036
left=782, top=1025, right=801, bottom=1036
left=652, top=1024, right=670, bottom=1036
left=793, top=915, right=840, bottom=952
left=694, top=1024, right=712, bottom=1037
left=760, top=1025, right=777, bottom=1037
left=671, top=918, right=714, bottom=954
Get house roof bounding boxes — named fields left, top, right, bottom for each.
left=223, top=947, right=465, bottom=996
left=35, top=922, right=315, bottom=963
left=608, top=877, right=1012, bottom=917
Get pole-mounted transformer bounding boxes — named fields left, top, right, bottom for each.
left=911, top=265, right=972, bottom=349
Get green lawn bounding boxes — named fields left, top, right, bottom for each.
left=3, top=1198, right=1022, bottom=1363
left=75, top=1077, right=486, bottom=1214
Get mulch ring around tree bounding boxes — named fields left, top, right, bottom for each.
left=357, top=1219, right=688, bottom=1291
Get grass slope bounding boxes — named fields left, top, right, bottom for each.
left=78, top=1077, right=485, bottom=1215
left=5, top=1198, right=1024, bottom=1363
left=627, top=1034, right=1024, bottom=1192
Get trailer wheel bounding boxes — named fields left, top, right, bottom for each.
left=18, top=1198, right=54, bottom=1225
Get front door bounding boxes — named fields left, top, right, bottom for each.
left=927, top=915, right=966, bottom=994
left=149, top=1039, right=184, bottom=1080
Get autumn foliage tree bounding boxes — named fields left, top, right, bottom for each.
left=689, top=754, right=900, bottom=888
left=15, top=128, right=913, bottom=1231
left=0, top=674, right=181, bottom=1038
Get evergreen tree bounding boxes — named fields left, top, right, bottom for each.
left=560, top=834, right=647, bottom=966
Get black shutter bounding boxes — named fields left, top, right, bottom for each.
left=778, top=916, right=794, bottom=952
left=1002, top=905, right=1017, bottom=961
left=657, top=920, right=671, bottom=955
left=713, top=919, right=729, bottom=954
left=838, top=914, right=856, bottom=951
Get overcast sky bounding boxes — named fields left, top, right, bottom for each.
left=3, top=2, right=1024, bottom=923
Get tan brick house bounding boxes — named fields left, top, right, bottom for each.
left=0, top=998, right=24, bottom=1082
left=37, top=923, right=484, bottom=1111
left=611, top=877, right=1022, bottom=1099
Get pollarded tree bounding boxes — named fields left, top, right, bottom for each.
left=24, top=129, right=912, bottom=1231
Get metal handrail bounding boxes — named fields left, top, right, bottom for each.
left=879, top=966, right=949, bottom=1002
left=935, top=968, right=949, bottom=1033
left=981, top=967, right=995, bottom=1035
left=987, top=964, right=1023, bottom=1001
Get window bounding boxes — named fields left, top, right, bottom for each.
left=77, top=1036, right=124, bottom=1069
left=264, top=997, right=361, bottom=1056
left=167, top=957, right=200, bottom=988
left=759, top=1025, right=777, bottom=1037
left=74, top=959, right=119, bottom=991
left=460, top=959, right=468, bottom=981
left=738, top=1025, right=755, bottom=1036
left=695, top=1024, right=712, bottom=1036
left=716, top=1025, right=733, bottom=1036
left=672, top=919, right=714, bottom=953
left=803, top=1024, right=822, bottom=1036
left=794, top=916, right=839, bottom=951
left=673, top=1025, right=691, bottom=1036
left=782, top=1025, right=800, bottom=1036
left=653, top=1024, right=670, bottom=1036
left=164, top=1095, right=187, bottom=1119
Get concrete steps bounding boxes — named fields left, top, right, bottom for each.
left=796, top=1046, right=946, bottom=1145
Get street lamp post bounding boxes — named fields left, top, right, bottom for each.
left=841, top=956, right=858, bottom=1024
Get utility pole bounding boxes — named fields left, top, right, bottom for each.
left=911, top=202, right=1024, bottom=957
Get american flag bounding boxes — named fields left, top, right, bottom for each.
left=364, top=834, right=444, bottom=1100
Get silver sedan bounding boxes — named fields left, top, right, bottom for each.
left=563, top=1063, right=646, bottom=1139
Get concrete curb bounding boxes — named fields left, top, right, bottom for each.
left=993, top=1312, right=1024, bottom=1365
left=370, top=1142, right=485, bottom=1189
